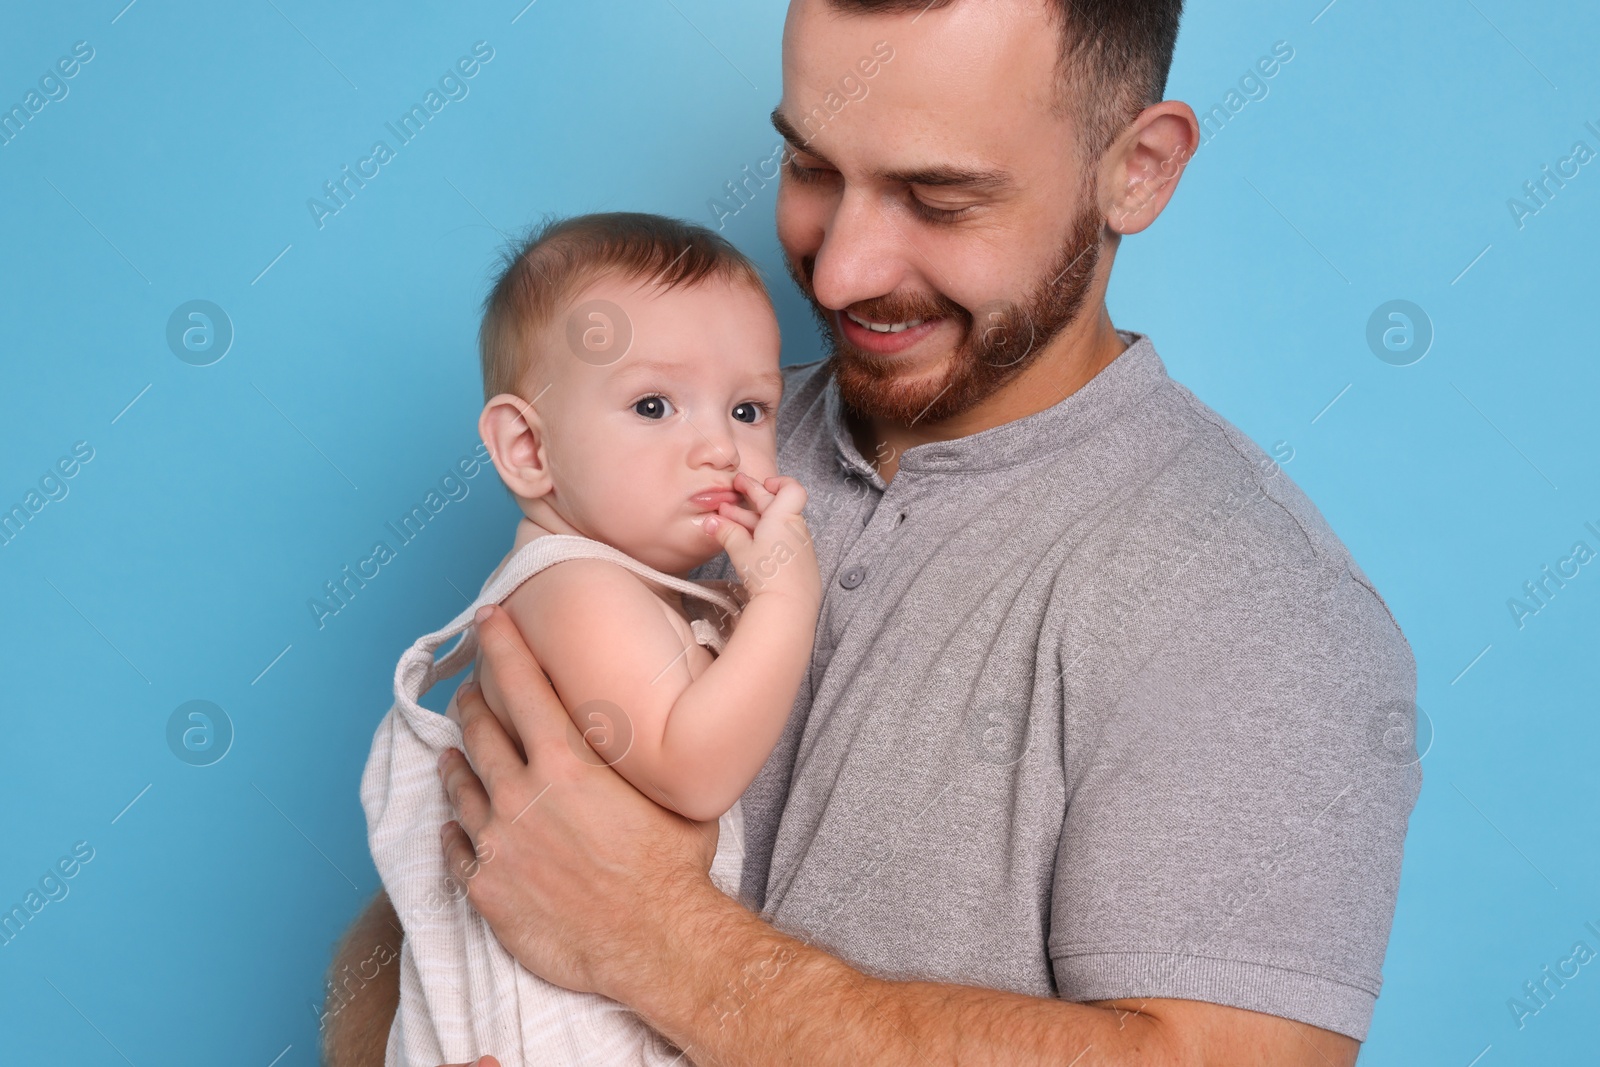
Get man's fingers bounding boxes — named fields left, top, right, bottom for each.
left=438, top=746, right=492, bottom=835
left=440, top=818, right=481, bottom=885
left=452, top=674, right=524, bottom=802
left=473, top=604, right=575, bottom=758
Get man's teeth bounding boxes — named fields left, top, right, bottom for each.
left=847, top=311, right=926, bottom=334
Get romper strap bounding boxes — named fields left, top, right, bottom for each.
left=390, top=535, right=742, bottom=750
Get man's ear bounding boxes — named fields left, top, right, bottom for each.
left=479, top=392, right=552, bottom=499
left=1099, top=101, right=1200, bottom=236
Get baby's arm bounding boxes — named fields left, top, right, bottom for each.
left=502, top=475, right=819, bottom=822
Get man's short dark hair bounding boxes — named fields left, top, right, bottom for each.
left=828, top=0, right=1185, bottom=163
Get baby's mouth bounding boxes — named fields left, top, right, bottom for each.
left=688, top=488, right=742, bottom=511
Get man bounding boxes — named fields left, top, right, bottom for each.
left=325, top=1, right=1421, bottom=1063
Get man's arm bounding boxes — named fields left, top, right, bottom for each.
left=436, top=605, right=1356, bottom=1067
left=321, top=890, right=402, bottom=1067
left=588, top=866, right=1358, bottom=1067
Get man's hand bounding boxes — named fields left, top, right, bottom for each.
left=431, top=607, right=1360, bottom=1067
left=437, top=602, right=722, bottom=998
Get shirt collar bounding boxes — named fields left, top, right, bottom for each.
left=823, top=330, right=1169, bottom=490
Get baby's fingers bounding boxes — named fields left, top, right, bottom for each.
left=716, top=500, right=760, bottom=532
left=759, top=476, right=809, bottom=518
left=701, top=512, right=754, bottom=557
left=733, top=470, right=778, bottom=513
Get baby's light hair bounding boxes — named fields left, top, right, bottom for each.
left=478, top=211, right=774, bottom=400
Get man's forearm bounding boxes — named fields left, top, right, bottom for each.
left=612, top=880, right=1182, bottom=1067
left=321, top=889, right=404, bottom=1067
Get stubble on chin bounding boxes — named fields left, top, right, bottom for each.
left=786, top=199, right=1104, bottom=429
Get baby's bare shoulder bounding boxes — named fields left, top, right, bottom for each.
left=505, top=555, right=663, bottom=609
left=502, top=557, right=692, bottom=655
left=494, top=556, right=711, bottom=714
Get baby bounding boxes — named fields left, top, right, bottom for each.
left=360, top=211, right=821, bottom=1066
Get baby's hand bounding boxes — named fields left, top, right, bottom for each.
left=702, top=472, right=821, bottom=611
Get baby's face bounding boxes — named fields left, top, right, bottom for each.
left=528, top=272, right=784, bottom=575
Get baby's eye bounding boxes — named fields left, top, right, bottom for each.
left=633, top=395, right=675, bottom=420
left=732, top=401, right=770, bottom=425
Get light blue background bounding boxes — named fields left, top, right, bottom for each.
left=2, top=0, right=1596, bottom=1063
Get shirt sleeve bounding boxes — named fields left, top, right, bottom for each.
left=1047, top=501, right=1423, bottom=1042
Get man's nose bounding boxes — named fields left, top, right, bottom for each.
left=809, top=188, right=910, bottom=313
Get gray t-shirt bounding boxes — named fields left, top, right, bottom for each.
left=691, top=330, right=1421, bottom=1042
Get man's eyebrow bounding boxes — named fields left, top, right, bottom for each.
left=771, top=107, right=819, bottom=153
left=770, top=106, right=1012, bottom=193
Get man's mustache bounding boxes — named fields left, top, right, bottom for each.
left=793, top=255, right=969, bottom=338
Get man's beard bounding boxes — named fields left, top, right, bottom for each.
left=786, top=197, right=1104, bottom=427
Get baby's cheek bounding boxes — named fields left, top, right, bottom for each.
left=740, top=461, right=780, bottom=490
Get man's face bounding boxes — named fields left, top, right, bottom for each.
left=773, top=0, right=1107, bottom=428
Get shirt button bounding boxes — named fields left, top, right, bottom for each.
left=839, top=565, right=865, bottom=589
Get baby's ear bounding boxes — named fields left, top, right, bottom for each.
left=479, top=392, right=551, bottom=498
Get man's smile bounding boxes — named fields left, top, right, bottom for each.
left=837, top=309, right=947, bottom=355
left=845, top=309, right=927, bottom=333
